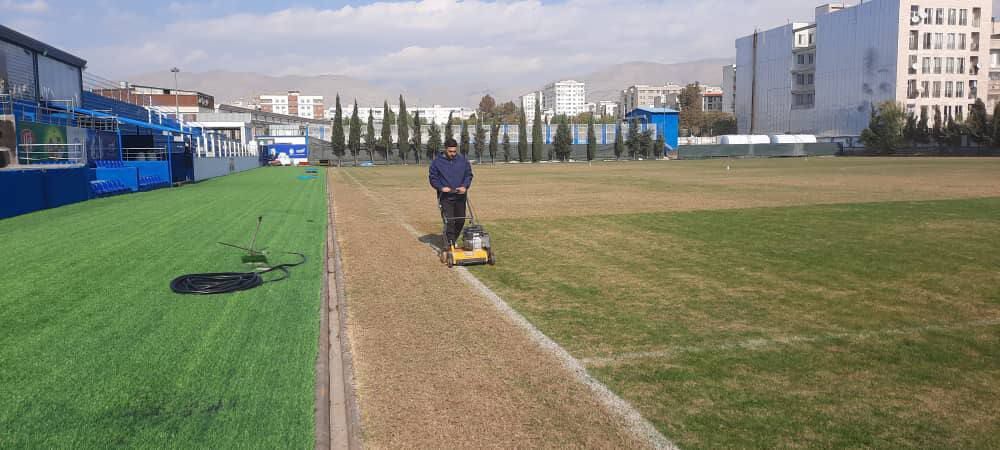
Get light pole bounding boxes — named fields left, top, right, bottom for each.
left=170, top=67, right=181, bottom=124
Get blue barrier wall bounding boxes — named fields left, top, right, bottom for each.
left=123, top=161, right=170, bottom=183
left=0, top=167, right=90, bottom=219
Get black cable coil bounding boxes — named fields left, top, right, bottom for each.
left=170, top=252, right=306, bottom=295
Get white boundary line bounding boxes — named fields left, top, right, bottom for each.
left=339, top=169, right=677, bottom=450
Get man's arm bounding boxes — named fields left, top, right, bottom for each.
left=461, top=159, right=474, bottom=190
left=429, top=160, right=444, bottom=191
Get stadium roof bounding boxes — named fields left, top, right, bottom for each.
left=0, top=24, right=87, bottom=68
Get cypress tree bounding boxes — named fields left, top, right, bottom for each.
left=473, top=119, right=486, bottom=162
left=332, top=94, right=345, bottom=163
left=427, top=121, right=441, bottom=160
left=445, top=112, right=454, bottom=141
left=365, top=114, right=376, bottom=161
left=348, top=100, right=361, bottom=165
left=586, top=115, right=597, bottom=161
left=380, top=100, right=392, bottom=162
left=397, top=95, right=410, bottom=163
left=413, top=111, right=422, bottom=164
left=654, top=132, right=665, bottom=159
left=992, top=102, right=1000, bottom=147
left=614, top=121, right=624, bottom=159
left=626, top=119, right=640, bottom=159
left=502, top=126, right=511, bottom=162
left=518, top=110, right=528, bottom=162
left=489, top=119, right=499, bottom=164
left=460, top=120, right=470, bottom=156
left=554, top=116, right=572, bottom=161
left=531, top=102, right=543, bottom=162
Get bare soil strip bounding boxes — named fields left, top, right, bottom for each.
left=329, top=168, right=656, bottom=448
left=581, top=317, right=1000, bottom=368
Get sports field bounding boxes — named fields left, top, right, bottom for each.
left=0, top=168, right=326, bottom=448
left=339, top=158, right=1000, bottom=448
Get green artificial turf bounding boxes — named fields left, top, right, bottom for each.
left=0, top=168, right=326, bottom=448
left=471, top=198, right=1000, bottom=449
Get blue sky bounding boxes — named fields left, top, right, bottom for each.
left=5, top=0, right=998, bottom=91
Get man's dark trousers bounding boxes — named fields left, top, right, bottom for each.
left=439, top=192, right=467, bottom=246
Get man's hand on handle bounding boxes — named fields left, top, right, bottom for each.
left=441, top=187, right=452, bottom=193
left=456, top=187, right=466, bottom=194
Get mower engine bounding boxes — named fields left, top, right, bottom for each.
left=462, top=224, right=491, bottom=251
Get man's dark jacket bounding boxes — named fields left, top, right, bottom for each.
left=429, top=153, right=473, bottom=191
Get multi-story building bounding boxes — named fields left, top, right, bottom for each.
left=597, top=100, right=619, bottom=117
left=91, top=83, right=215, bottom=123
left=736, top=1, right=992, bottom=136
left=722, top=64, right=737, bottom=113
left=620, top=84, right=683, bottom=116
left=520, top=91, right=542, bottom=122
left=324, top=104, right=474, bottom=125
left=542, top=80, right=586, bottom=116
left=701, top=86, right=725, bottom=111
left=258, top=91, right=325, bottom=120
left=989, top=19, right=1000, bottom=111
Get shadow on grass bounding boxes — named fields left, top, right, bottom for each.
left=418, top=234, right=445, bottom=251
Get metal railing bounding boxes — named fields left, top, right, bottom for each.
left=122, top=147, right=167, bottom=161
left=17, top=143, right=85, bottom=165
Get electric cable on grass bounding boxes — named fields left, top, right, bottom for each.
left=170, top=252, right=307, bottom=295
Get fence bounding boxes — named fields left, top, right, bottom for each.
left=122, top=147, right=167, bottom=161
left=16, top=143, right=85, bottom=165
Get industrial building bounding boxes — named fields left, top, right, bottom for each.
left=735, top=0, right=993, bottom=136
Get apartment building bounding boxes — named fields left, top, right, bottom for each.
left=722, top=64, right=737, bottom=113
left=258, top=91, right=325, bottom=120
left=735, top=1, right=992, bottom=136
left=542, top=80, right=586, bottom=116
left=620, top=84, right=683, bottom=115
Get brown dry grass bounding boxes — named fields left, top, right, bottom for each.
left=328, top=169, right=646, bottom=448
left=345, top=157, right=1000, bottom=234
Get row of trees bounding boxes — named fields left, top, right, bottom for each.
left=860, top=99, right=1000, bottom=154
left=328, top=94, right=667, bottom=165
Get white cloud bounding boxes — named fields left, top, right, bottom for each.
left=1, top=0, right=48, bottom=13
left=77, top=0, right=822, bottom=94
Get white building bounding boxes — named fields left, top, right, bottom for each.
left=701, top=85, right=725, bottom=111
left=542, top=80, right=586, bottom=116
left=620, top=84, right=683, bottom=115
left=520, top=91, right=542, bottom=122
left=722, top=64, right=737, bottom=113
left=324, top=104, right=474, bottom=125
left=597, top=100, right=619, bottom=117
left=735, top=1, right=992, bottom=136
left=258, top=91, right=325, bottom=120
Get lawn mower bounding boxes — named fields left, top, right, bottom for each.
left=437, top=193, right=495, bottom=267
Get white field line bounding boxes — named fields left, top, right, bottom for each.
left=582, top=317, right=1000, bottom=368
left=338, top=169, right=677, bottom=450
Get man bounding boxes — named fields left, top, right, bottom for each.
left=429, top=138, right=473, bottom=247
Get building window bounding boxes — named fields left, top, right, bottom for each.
left=956, top=81, right=965, bottom=98
left=971, top=56, right=980, bottom=75
left=946, top=57, right=955, bottom=74
left=809, top=33, right=814, bottom=45
left=921, top=81, right=930, bottom=98
left=944, top=105, right=952, bottom=120
left=993, top=51, right=1000, bottom=69
left=922, top=57, right=932, bottom=74
left=935, top=8, right=944, bottom=25
left=933, top=81, right=942, bottom=98
left=948, top=9, right=956, bottom=26
left=972, top=8, right=981, bottom=27
left=924, top=8, right=933, bottom=25
left=808, top=53, right=815, bottom=64
left=945, top=81, right=954, bottom=98
left=970, top=80, right=978, bottom=98
left=934, top=33, right=943, bottom=49
left=947, top=33, right=956, bottom=50
left=923, top=32, right=932, bottom=49
left=971, top=33, right=980, bottom=51
left=797, top=54, right=805, bottom=65
left=908, top=80, right=919, bottom=99
left=956, top=105, right=963, bottom=122
left=807, top=73, right=814, bottom=85
left=909, top=30, right=919, bottom=50
left=958, top=57, right=966, bottom=74
left=934, top=57, right=942, bottom=74
left=959, top=9, right=968, bottom=26
left=909, top=55, right=918, bottom=75
left=959, top=33, right=966, bottom=50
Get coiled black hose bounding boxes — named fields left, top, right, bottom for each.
left=170, top=252, right=306, bottom=295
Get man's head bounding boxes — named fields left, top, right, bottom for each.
left=444, top=138, right=458, bottom=159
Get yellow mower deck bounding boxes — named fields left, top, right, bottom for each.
left=441, top=245, right=492, bottom=267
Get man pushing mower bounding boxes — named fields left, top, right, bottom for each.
left=429, top=138, right=494, bottom=267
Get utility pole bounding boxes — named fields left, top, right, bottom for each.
left=170, top=67, right=181, bottom=124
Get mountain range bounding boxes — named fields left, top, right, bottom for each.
left=130, top=57, right=733, bottom=109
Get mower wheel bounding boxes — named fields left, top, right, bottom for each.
left=446, top=252, right=454, bottom=268
left=487, top=249, right=496, bottom=265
